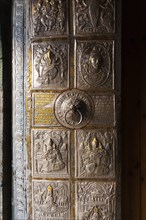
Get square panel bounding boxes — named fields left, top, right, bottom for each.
left=76, top=181, right=116, bottom=220
left=75, top=129, right=116, bottom=178
left=32, top=41, right=69, bottom=90
left=31, top=0, right=68, bottom=37
left=91, top=94, right=115, bottom=126
left=32, top=180, right=70, bottom=220
left=32, top=129, right=70, bottom=178
left=73, top=0, right=115, bottom=35
left=32, top=92, right=60, bottom=127
left=75, top=40, right=114, bottom=90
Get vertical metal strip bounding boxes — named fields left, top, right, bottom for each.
left=13, top=1, right=26, bottom=219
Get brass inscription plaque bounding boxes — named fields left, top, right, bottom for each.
left=32, top=93, right=59, bottom=126
left=32, top=129, right=70, bottom=178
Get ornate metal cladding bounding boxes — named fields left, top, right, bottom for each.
left=32, top=180, right=70, bottom=219
left=75, top=129, right=116, bottom=178
left=32, top=129, right=70, bottom=178
left=32, top=0, right=68, bottom=37
left=54, top=89, right=94, bottom=129
left=76, top=182, right=116, bottom=220
left=75, top=40, right=114, bottom=90
left=32, top=93, right=59, bottom=126
left=74, top=0, right=115, bottom=35
left=32, top=42, right=69, bottom=90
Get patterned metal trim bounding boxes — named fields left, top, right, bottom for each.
left=13, top=1, right=26, bottom=219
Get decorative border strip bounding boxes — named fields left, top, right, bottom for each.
left=13, top=1, right=26, bottom=219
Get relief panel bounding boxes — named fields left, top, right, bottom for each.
left=32, top=0, right=68, bottom=37
left=74, top=0, right=115, bottom=35
left=76, top=181, right=116, bottom=220
left=32, top=129, right=70, bottom=178
left=75, top=129, right=116, bottom=178
left=32, top=180, right=70, bottom=220
left=91, top=94, right=115, bottom=126
left=75, top=40, right=114, bottom=90
left=32, top=92, right=59, bottom=127
left=32, top=42, right=69, bottom=90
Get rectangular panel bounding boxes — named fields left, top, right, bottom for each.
left=32, top=180, right=70, bottom=220
left=76, top=181, right=116, bottom=220
left=31, top=0, right=69, bottom=37
left=32, top=41, right=69, bottom=90
left=32, top=92, right=59, bottom=127
left=73, top=0, right=115, bottom=36
left=31, top=129, right=70, bottom=178
left=75, top=129, right=116, bottom=178
left=75, top=40, right=114, bottom=90
left=91, top=94, right=115, bottom=126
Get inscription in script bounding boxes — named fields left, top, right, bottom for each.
left=74, top=0, right=115, bottom=35
left=75, top=129, right=115, bottom=178
left=32, top=0, right=68, bottom=37
left=32, top=129, right=70, bottom=178
left=91, top=95, right=115, bottom=125
left=32, top=93, right=59, bottom=126
left=76, top=40, right=114, bottom=90
left=76, top=182, right=116, bottom=220
left=33, top=180, right=70, bottom=219
left=32, top=42, right=69, bottom=89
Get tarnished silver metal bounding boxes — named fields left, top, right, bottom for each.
left=54, top=89, right=94, bottom=129
left=74, top=0, right=115, bottom=35
left=31, top=0, right=68, bottom=37
left=32, top=41, right=69, bottom=90
left=32, top=180, right=70, bottom=219
left=76, top=181, right=116, bottom=220
left=31, top=129, right=70, bottom=178
left=75, top=129, right=116, bottom=178
left=75, top=40, right=114, bottom=90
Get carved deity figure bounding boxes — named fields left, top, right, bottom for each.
left=83, top=206, right=104, bottom=220
left=43, top=185, right=57, bottom=211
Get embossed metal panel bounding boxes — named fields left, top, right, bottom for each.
left=13, top=0, right=121, bottom=219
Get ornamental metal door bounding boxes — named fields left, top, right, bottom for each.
left=13, top=0, right=121, bottom=219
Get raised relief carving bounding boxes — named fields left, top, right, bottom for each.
left=55, top=89, right=94, bottom=129
left=76, top=41, right=114, bottom=90
left=76, top=182, right=116, bottom=220
left=32, top=130, right=70, bottom=178
left=33, top=180, right=70, bottom=219
left=74, top=0, right=115, bottom=35
left=33, top=42, right=69, bottom=89
left=32, top=0, right=68, bottom=36
left=76, top=129, right=115, bottom=178
left=92, top=94, right=115, bottom=125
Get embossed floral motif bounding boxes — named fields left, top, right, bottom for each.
left=33, top=42, right=68, bottom=89
left=32, top=0, right=67, bottom=36
left=32, top=130, right=69, bottom=177
left=75, top=0, right=115, bottom=34
left=76, top=130, right=115, bottom=178
left=33, top=181, right=70, bottom=219
left=76, top=182, right=116, bottom=220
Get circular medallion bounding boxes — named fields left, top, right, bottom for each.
left=54, top=89, right=94, bottom=129
left=80, top=44, right=110, bottom=86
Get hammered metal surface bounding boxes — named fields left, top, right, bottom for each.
left=54, top=89, right=94, bottom=129
left=75, top=129, right=116, bottom=178
left=74, top=0, right=115, bottom=35
left=32, top=129, right=70, bottom=178
left=76, top=181, right=116, bottom=220
left=32, top=0, right=68, bottom=37
left=75, top=40, right=114, bottom=90
left=32, top=41, right=69, bottom=90
left=32, top=180, right=70, bottom=219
